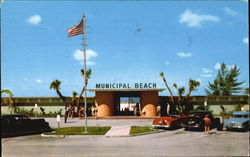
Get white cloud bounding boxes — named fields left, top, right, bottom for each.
left=227, top=64, right=237, bottom=70
left=201, top=74, right=213, bottom=78
left=179, top=9, right=220, bottom=27
left=202, top=68, right=213, bottom=73
left=36, top=79, right=43, bottom=83
left=176, top=52, right=192, bottom=57
left=73, top=49, right=98, bottom=66
left=214, top=63, right=221, bottom=70
left=165, top=61, right=170, bottom=65
left=224, top=7, right=238, bottom=16
left=214, top=63, right=237, bottom=70
left=86, top=49, right=98, bottom=60
left=27, top=14, right=42, bottom=25
left=243, top=37, right=248, bottom=44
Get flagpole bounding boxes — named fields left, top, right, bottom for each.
left=83, top=13, right=88, bottom=133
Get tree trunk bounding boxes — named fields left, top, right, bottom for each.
left=77, top=86, right=86, bottom=113
left=162, top=78, right=175, bottom=114
left=163, top=78, right=174, bottom=103
left=56, top=89, right=67, bottom=108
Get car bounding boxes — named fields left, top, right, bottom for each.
left=223, top=111, right=249, bottom=131
left=181, top=110, right=223, bottom=131
left=1, top=114, right=52, bottom=138
left=153, top=114, right=187, bottom=129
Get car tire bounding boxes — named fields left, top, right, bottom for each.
left=217, top=124, right=223, bottom=131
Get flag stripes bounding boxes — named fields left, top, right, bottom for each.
left=67, top=19, right=84, bottom=37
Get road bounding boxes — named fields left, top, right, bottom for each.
left=2, top=119, right=249, bottom=157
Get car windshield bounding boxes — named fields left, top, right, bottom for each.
left=232, top=114, right=249, bottom=118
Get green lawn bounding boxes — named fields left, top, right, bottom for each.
left=45, top=126, right=111, bottom=135
left=129, top=126, right=159, bottom=135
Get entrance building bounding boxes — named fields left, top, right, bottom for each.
left=89, top=89, right=164, bottom=117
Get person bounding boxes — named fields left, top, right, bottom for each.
left=203, top=115, right=211, bottom=135
left=91, top=106, right=95, bottom=117
left=135, top=103, right=140, bottom=116
left=69, top=105, right=75, bottom=119
left=157, top=105, right=161, bottom=116
left=64, top=104, right=71, bottom=123
left=94, top=106, right=98, bottom=119
left=78, top=106, right=84, bottom=119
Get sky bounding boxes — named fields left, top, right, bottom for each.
left=1, top=0, right=249, bottom=97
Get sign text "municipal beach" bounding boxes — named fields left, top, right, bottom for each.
left=96, top=83, right=157, bottom=89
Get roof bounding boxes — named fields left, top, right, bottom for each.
left=87, top=88, right=165, bottom=92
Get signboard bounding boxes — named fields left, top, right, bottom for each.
left=57, top=115, right=60, bottom=122
left=95, top=83, right=157, bottom=89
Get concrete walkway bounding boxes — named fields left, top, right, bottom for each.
left=105, top=125, right=131, bottom=137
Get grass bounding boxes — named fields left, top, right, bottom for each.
left=45, top=126, right=111, bottom=135
left=129, top=126, right=159, bottom=135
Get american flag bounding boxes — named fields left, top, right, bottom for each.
left=67, top=18, right=84, bottom=37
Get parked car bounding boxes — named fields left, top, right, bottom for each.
left=1, top=114, right=52, bottom=138
left=181, top=110, right=223, bottom=131
left=153, top=114, right=187, bottom=129
left=223, top=111, right=249, bottom=131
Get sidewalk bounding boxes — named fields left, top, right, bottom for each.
left=105, top=125, right=131, bottom=137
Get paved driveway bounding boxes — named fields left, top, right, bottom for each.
left=2, top=119, right=249, bottom=157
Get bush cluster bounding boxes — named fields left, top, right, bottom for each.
left=7, top=106, right=63, bottom=117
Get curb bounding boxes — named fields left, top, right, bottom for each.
left=130, top=129, right=165, bottom=137
left=105, top=129, right=165, bottom=137
left=41, top=132, right=105, bottom=138
left=41, top=133, right=105, bottom=138
left=41, top=130, right=165, bottom=138
left=41, top=132, right=66, bottom=138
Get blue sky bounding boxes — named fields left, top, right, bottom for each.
left=1, top=0, right=249, bottom=97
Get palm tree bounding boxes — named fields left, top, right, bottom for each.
left=1, top=89, right=14, bottom=97
left=77, top=69, right=92, bottom=112
left=1, top=89, right=14, bottom=106
left=184, top=79, right=200, bottom=114
left=173, top=83, right=185, bottom=113
left=159, top=72, right=174, bottom=103
left=159, top=72, right=175, bottom=114
left=186, top=79, right=200, bottom=98
left=72, top=91, right=78, bottom=106
left=1, top=89, right=16, bottom=113
left=160, top=74, right=201, bottom=115
left=49, top=79, right=66, bottom=106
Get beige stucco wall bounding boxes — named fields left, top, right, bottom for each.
left=95, top=91, right=114, bottom=117
left=140, top=91, right=158, bottom=117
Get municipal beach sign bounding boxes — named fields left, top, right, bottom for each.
left=95, top=83, right=157, bottom=89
